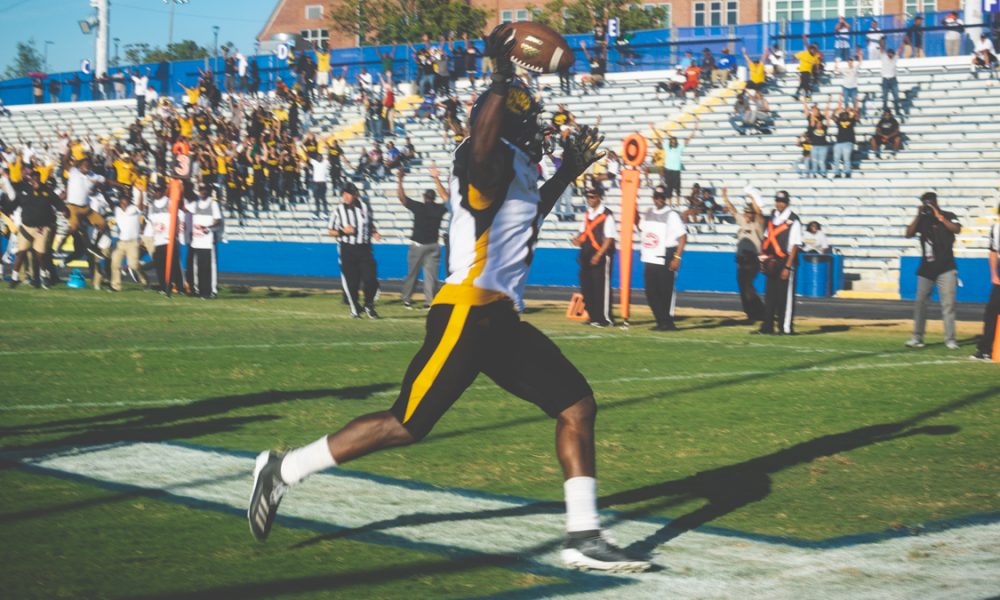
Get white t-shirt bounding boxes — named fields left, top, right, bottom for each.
left=975, top=38, right=996, bottom=55
left=148, top=196, right=172, bottom=246
left=114, top=204, right=142, bottom=241
left=578, top=204, right=618, bottom=242
left=358, top=72, right=373, bottom=90
left=66, top=168, right=105, bottom=207
left=989, top=222, right=999, bottom=254
left=880, top=54, right=898, bottom=79
left=310, top=157, right=329, bottom=183
left=332, top=77, right=347, bottom=96
left=840, top=63, right=859, bottom=88
left=132, top=75, right=148, bottom=97
left=186, top=198, right=222, bottom=250
left=640, top=206, right=687, bottom=265
left=237, top=53, right=248, bottom=77
left=943, top=16, right=964, bottom=42
left=89, top=193, right=110, bottom=216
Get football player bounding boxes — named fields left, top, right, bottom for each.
left=249, top=25, right=650, bottom=572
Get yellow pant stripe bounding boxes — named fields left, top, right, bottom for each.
left=403, top=304, right=471, bottom=423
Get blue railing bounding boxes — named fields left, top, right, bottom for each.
left=0, top=10, right=976, bottom=107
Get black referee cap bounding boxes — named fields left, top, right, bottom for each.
left=342, top=182, right=359, bottom=195
left=774, top=190, right=791, bottom=203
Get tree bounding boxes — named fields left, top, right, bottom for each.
left=533, top=0, right=666, bottom=35
left=122, top=40, right=211, bottom=66
left=3, top=38, right=44, bottom=80
left=329, top=0, right=489, bottom=45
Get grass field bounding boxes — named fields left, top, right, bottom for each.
left=1, top=286, right=998, bottom=599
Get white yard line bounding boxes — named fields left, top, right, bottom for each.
left=14, top=442, right=1000, bottom=600
left=0, top=358, right=974, bottom=412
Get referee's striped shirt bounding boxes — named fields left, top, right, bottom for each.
left=328, top=201, right=376, bottom=245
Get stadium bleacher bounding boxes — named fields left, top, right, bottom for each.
left=1, top=56, right=997, bottom=296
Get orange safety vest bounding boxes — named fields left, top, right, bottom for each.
left=577, top=212, right=608, bottom=252
left=762, top=220, right=790, bottom=258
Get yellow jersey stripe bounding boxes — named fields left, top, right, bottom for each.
left=467, top=184, right=491, bottom=210
left=403, top=304, right=471, bottom=423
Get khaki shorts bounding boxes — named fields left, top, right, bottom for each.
left=68, top=204, right=106, bottom=231
left=17, top=226, right=50, bottom=253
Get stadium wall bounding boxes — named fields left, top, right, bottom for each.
left=898, top=257, right=994, bottom=303
left=217, top=241, right=861, bottom=297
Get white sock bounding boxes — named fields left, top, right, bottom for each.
left=280, top=435, right=337, bottom=485
left=564, top=476, right=600, bottom=533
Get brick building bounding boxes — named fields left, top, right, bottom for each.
left=258, top=0, right=962, bottom=51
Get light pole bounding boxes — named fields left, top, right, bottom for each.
left=43, top=40, right=54, bottom=72
left=113, top=37, right=120, bottom=66
left=164, top=0, right=190, bottom=47
left=213, top=25, right=220, bottom=57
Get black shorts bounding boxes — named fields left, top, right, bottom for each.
left=390, top=299, right=593, bottom=439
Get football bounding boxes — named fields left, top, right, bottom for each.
left=502, top=21, right=575, bottom=74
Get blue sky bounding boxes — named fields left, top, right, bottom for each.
left=0, top=0, right=277, bottom=76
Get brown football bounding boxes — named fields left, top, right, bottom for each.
left=502, top=22, right=575, bottom=74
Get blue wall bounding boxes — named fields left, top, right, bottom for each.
left=899, top=257, right=994, bottom=303
left=217, top=240, right=816, bottom=295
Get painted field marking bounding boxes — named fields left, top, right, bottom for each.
left=0, top=358, right=974, bottom=412
left=11, top=442, right=1000, bottom=600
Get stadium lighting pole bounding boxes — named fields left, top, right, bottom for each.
left=94, top=0, right=109, bottom=77
left=43, top=41, right=53, bottom=72
left=113, top=37, right=120, bottom=66
left=164, top=0, right=191, bottom=47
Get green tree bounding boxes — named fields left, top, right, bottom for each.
left=3, top=38, right=45, bottom=80
left=329, top=0, right=489, bottom=45
left=122, top=40, right=210, bottom=65
left=533, top=0, right=666, bottom=35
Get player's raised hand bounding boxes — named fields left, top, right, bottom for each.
left=561, top=125, right=605, bottom=178
left=484, top=25, right=515, bottom=81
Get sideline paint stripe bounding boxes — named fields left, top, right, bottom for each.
left=10, top=442, right=1000, bottom=600
left=0, top=358, right=974, bottom=412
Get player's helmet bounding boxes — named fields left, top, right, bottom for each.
left=469, top=80, right=550, bottom=163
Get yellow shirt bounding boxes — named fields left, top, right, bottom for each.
left=216, top=156, right=228, bottom=174
left=178, top=117, right=194, bottom=138
left=71, top=143, right=87, bottom=161
left=9, top=158, right=23, bottom=183
left=795, top=50, right=819, bottom=73
left=273, top=108, right=288, bottom=122
left=749, top=62, right=766, bottom=83
left=113, top=159, right=134, bottom=185
left=34, top=163, right=54, bottom=183
left=182, top=84, right=201, bottom=105
left=652, top=148, right=665, bottom=168
left=316, top=50, right=331, bottom=73
left=133, top=174, right=148, bottom=192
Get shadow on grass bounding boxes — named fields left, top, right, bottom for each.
left=0, top=383, right=395, bottom=454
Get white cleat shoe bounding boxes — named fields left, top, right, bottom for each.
left=561, top=530, right=651, bottom=573
left=248, top=450, right=289, bottom=542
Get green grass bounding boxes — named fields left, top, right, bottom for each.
left=1, top=286, right=998, bottom=598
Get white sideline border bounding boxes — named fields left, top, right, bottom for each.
left=13, top=441, right=1000, bottom=600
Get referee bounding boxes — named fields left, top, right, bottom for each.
left=639, top=185, right=687, bottom=331
left=328, top=183, right=381, bottom=318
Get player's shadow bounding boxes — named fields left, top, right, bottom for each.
left=0, top=383, right=395, bottom=454
left=289, top=386, right=992, bottom=556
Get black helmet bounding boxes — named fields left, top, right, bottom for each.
left=469, top=79, right=549, bottom=163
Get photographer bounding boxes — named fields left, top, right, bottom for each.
left=904, top=192, right=962, bottom=350
left=396, top=165, right=448, bottom=310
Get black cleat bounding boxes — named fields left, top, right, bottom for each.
left=248, top=451, right=289, bottom=542
left=364, top=306, right=380, bottom=320
left=561, top=530, right=650, bottom=573
left=969, top=350, right=992, bottom=362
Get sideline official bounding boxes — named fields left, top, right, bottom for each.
left=972, top=202, right=999, bottom=361
left=397, top=166, right=448, bottom=309
left=639, top=185, right=687, bottom=331
left=756, top=190, right=802, bottom=335
left=573, top=186, right=617, bottom=327
left=328, top=183, right=381, bottom=319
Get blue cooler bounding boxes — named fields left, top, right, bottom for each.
left=796, top=253, right=833, bottom=297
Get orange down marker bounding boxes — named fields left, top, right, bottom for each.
left=618, top=133, right=647, bottom=325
